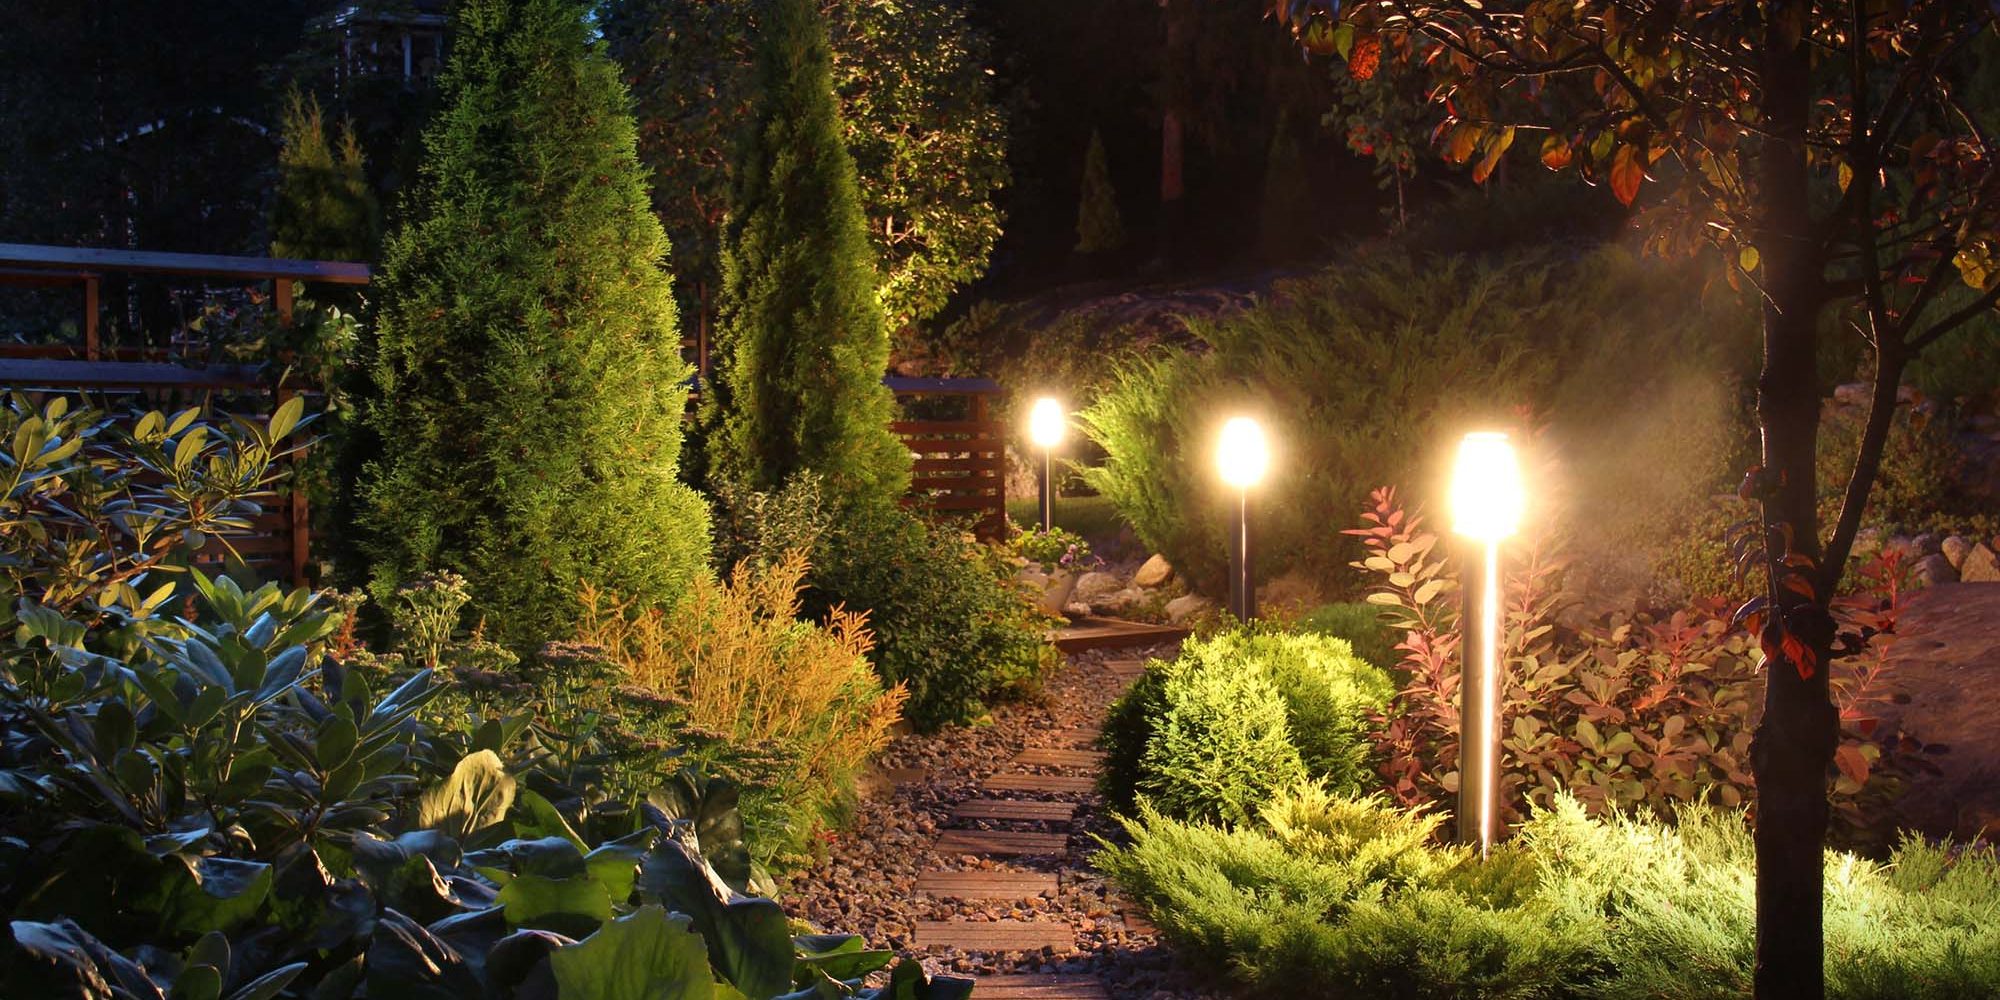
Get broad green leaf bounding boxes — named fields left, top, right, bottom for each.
left=548, top=905, right=713, bottom=1000
left=417, top=751, right=516, bottom=841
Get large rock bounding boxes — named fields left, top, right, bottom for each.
left=1164, top=594, right=1213, bottom=624
left=1073, top=570, right=1124, bottom=602
left=1960, top=544, right=2000, bottom=583
left=1914, top=553, right=1959, bottom=587
left=1257, top=571, right=1323, bottom=613
left=1093, top=587, right=1148, bottom=616
left=1942, top=535, right=1973, bottom=570
left=1851, top=526, right=1884, bottom=556
left=1133, top=554, right=1174, bottom=588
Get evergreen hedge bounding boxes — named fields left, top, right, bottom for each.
left=704, top=0, right=908, bottom=506
left=361, top=0, right=709, bottom=652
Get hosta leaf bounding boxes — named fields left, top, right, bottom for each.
left=548, top=906, right=712, bottom=1000
left=416, top=750, right=515, bottom=840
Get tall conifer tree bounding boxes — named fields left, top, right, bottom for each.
left=361, top=0, right=708, bottom=651
left=704, top=0, right=908, bottom=505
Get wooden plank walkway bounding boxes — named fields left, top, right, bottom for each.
left=1053, top=615, right=1190, bottom=653
left=972, top=974, right=1112, bottom=999
left=1011, top=748, right=1106, bottom=769
left=935, top=829, right=1070, bottom=856
left=915, top=870, right=1060, bottom=900
left=984, top=771, right=1097, bottom=794
left=952, top=799, right=1079, bottom=822
left=914, top=920, right=1076, bottom=953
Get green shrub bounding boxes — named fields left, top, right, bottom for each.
left=269, top=88, right=378, bottom=263
left=1100, top=627, right=1394, bottom=824
left=1297, top=601, right=1399, bottom=672
left=802, top=498, right=1056, bottom=731
left=1078, top=245, right=1755, bottom=597
left=360, top=0, right=709, bottom=654
left=703, top=0, right=908, bottom=506
left=1100, top=788, right=2000, bottom=1000
left=1074, top=127, right=1125, bottom=254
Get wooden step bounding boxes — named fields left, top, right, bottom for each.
left=1104, top=658, right=1147, bottom=678
left=913, top=920, right=1075, bottom=953
left=879, top=767, right=927, bottom=786
left=1012, top=747, right=1106, bottom=769
left=1053, top=616, right=1189, bottom=653
left=972, top=974, right=1111, bottom=999
left=1044, top=727, right=1103, bottom=749
left=1123, top=909, right=1158, bottom=935
left=985, top=771, right=1096, bottom=794
left=935, top=829, right=1070, bottom=856
left=915, top=869, right=1060, bottom=900
left=952, top=799, right=1078, bottom=822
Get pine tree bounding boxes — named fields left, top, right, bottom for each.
left=360, top=0, right=709, bottom=652
left=270, top=89, right=379, bottom=262
left=1074, top=128, right=1125, bottom=254
left=704, top=0, right=907, bottom=505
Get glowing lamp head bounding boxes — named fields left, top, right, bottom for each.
left=1216, top=416, right=1270, bottom=489
left=1450, top=432, right=1525, bottom=542
left=1028, top=397, right=1065, bottom=450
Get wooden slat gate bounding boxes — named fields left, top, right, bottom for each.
left=888, top=376, right=1008, bottom=542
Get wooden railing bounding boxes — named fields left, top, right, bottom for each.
left=0, top=244, right=368, bottom=587
left=888, top=376, right=1008, bottom=541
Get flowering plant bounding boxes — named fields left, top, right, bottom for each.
left=1012, top=525, right=1096, bottom=574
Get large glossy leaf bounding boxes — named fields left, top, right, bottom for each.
left=494, top=872, right=615, bottom=938
left=417, top=750, right=516, bottom=840
left=5, top=918, right=165, bottom=1000
left=547, top=906, right=713, bottom=1000
left=792, top=933, right=894, bottom=984
left=364, top=908, right=482, bottom=1000
left=135, top=855, right=273, bottom=935
left=638, top=839, right=791, bottom=1000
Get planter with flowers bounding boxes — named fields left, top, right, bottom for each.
left=1011, top=525, right=1098, bottom=616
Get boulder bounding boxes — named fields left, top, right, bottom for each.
left=1063, top=601, right=1092, bottom=618
left=1942, top=535, right=1973, bottom=570
left=1914, top=553, right=1959, bottom=587
left=1164, top=594, right=1213, bottom=624
left=1851, top=526, right=1883, bottom=556
left=1073, top=570, right=1124, bottom=602
left=1912, top=532, right=1944, bottom=556
left=1133, top=554, right=1174, bottom=588
left=1960, top=544, right=2000, bottom=583
left=1093, top=587, right=1148, bottom=616
left=1257, top=571, right=1324, bottom=613
left=1833, top=382, right=1870, bottom=407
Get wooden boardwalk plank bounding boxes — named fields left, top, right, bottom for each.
left=972, top=974, right=1111, bottom=999
left=879, top=767, right=928, bottom=786
left=1053, top=616, right=1189, bottom=653
left=1011, top=747, right=1107, bottom=769
left=935, top=829, right=1069, bottom=856
left=913, top=920, right=1075, bottom=953
left=915, top=870, right=1060, bottom=900
left=1103, top=658, right=1148, bottom=677
left=1044, top=727, right=1103, bottom=749
left=985, top=771, right=1096, bottom=794
left=952, top=799, right=1079, bottom=822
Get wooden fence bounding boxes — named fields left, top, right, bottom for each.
left=887, top=376, right=1009, bottom=541
left=0, top=244, right=369, bottom=587
left=0, top=243, right=1017, bottom=584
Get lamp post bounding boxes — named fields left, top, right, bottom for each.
left=1216, top=416, right=1269, bottom=621
left=1028, top=397, right=1065, bottom=531
left=1449, top=431, right=1525, bottom=860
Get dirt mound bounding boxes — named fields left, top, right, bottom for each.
left=1879, top=581, right=2000, bottom=840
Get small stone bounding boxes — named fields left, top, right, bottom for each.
left=1133, top=554, right=1174, bottom=588
left=1913, top=553, right=1959, bottom=587
left=1942, top=535, right=1973, bottom=570
left=1073, top=570, right=1123, bottom=602
left=1062, top=601, right=1091, bottom=618
left=1960, top=544, right=2000, bottom=583
left=1164, top=594, right=1212, bottom=624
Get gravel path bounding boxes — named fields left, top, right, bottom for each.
left=784, top=644, right=1223, bottom=1000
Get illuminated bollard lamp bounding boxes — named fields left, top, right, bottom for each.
left=1449, top=431, right=1525, bottom=859
left=1215, top=416, right=1270, bottom=622
left=1027, top=397, right=1065, bottom=531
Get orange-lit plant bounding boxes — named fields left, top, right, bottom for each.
left=1348, top=486, right=1910, bottom=841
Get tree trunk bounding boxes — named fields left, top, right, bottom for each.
left=1750, top=6, right=1838, bottom=997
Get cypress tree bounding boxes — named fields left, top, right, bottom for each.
left=704, top=0, right=908, bottom=505
left=1074, top=127, right=1125, bottom=254
left=361, top=0, right=709, bottom=652
left=270, top=89, right=379, bottom=262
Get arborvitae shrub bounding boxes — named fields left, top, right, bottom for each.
left=1099, top=627, right=1393, bottom=825
left=1074, top=128, right=1125, bottom=254
left=270, top=88, right=378, bottom=263
left=705, top=0, right=907, bottom=506
left=1258, top=110, right=1315, bottom=260
left=361, top=0, right=709, bottom=653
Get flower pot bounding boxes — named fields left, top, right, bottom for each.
left=1017, top=566, right=1080, bottom=616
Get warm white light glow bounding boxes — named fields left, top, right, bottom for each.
left=1450, top=432, right=1524, bottom=541
left=1216, top=417, right=1269, bottom=489
left=1028, top=397, right=1066, bottom=450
